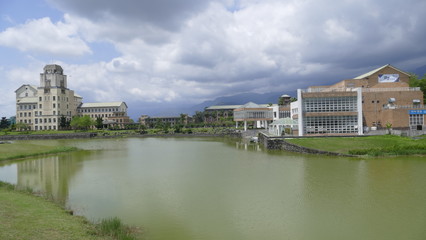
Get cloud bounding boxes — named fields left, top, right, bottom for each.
left=0, top=17, right=91, bottom=56
left=2, top=0, right=426, bottom=118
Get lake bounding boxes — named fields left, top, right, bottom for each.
left=1, top=137, right=426, bottom=240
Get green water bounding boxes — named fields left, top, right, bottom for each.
left=1, top=137, right=426, bottom=240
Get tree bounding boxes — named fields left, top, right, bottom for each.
left=70, top=116, right=94, bottom=131
left=95, top=117, right=103, bottom=129
left=409, top=74, right=426, bottom=102
left=193, top=111, right=204, bottom=124
left=15, top=122, right=30, bottom=132
left=155, top=118, right=164, bottom=129
left=163, top=122, right=170, bottom=133
left=59, top=115, right=70, bottom=130
left=0, top=117, right=10, bottom=129
left=179, top=113, right=187, bottom=125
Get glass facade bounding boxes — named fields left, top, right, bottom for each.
left=409, top=114, right=424, bottom=126
left=301, top=95, right=360, bottom=134
left=303, top=96, right=357, bottom=112
left=304, top=115, right=358, bottom=134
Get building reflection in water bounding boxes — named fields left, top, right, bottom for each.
left=235, top=141, right=262, bottom=152
left=16, top=152, right=86, bottom=203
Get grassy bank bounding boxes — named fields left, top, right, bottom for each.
left=0, top=142, right=78, bottom=162
left=286, top=135, right=426, bottom=156
left=0, top=181, right=139, bottom=240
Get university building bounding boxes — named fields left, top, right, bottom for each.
left=15, top=64, right=129, bottom=130
left=292, top=64, right=426, bottom=136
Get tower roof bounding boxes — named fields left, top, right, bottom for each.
left=43, top=64, right=63, bottom=73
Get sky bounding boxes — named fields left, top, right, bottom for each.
left=1, top=0, right=426, bottom=119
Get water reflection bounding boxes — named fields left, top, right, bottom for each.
left=0, top=138, right=426, bottom=240
left=3, top=150, right=94, bottom=203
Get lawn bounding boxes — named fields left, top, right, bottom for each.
left=0, top=141, right=77, bottom=161
left=286, top=135, right=426, bottom=156
left=0, top=182, right=115, bottom=240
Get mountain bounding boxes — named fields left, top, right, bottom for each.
left=410, top=64, right=426, bottom=77
left=187, top=91, right=295, bottom=114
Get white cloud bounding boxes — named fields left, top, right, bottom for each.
left=2, top=0, right=426, bottom=117
left=0, top=17, right=91, bottom=56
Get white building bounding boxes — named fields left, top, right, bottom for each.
left=15, top=65, right=81, bottom=130
left=15, top=64, right=129, bottom=130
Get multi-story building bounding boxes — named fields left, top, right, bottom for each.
left=292, top=64, right=426, bottom=136
left=15, top=64, right=129, bottom=130
left=139, top=115, right=192, bottom=127
left=78, top=102, right=130, bottom=129
left=15, top=65, right=81, bottom=130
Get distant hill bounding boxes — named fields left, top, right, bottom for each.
left=187, top=91, right=295, bottom=113
left=410, top=64, right=426, bottom=77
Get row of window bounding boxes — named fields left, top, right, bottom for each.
left=35, top=118, right=57, bottom=124
left=35, top=125, right=57, bottom=130
left=20, top=111, right=72, bottom=117
left=79, top=108, right=120, bottom=113
left=303, top=97, right=357, bottom=112
left=39, top=96, right=69, bottom=102
left=409, top=114, right=424, bottom=126
left=304, top=115, right=358, bottom=134
left=19, top=104, right=37, bottom=110
left=234, top=111, right=273, bottom=119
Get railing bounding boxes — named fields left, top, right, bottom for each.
left=301, top=88, right=358, bottom=93
left=362, top=87, right=420, bottom=92
left=383, top=104, right=426, bottom=109
left=302, top=87, right=420, bottom=93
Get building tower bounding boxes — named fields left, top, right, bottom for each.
left=35, top=64, right=78, bottom=130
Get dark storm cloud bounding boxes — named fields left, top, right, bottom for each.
left=47, top=0, right=212, bottom=31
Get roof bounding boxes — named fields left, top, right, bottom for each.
left=79, top=102, right=127, bottom=108
left=15, top=84, right=37, bottom=93
left=241, top=102, right=262, bottom=108
left=354, top=64, right=410, bottom=79
left=74, top=93, right=83, bottom=98
left=205, top=105, right=242, bottom=110
left=270, top=118, right=298, bottom=126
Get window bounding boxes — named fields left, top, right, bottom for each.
left=303, top=96, right=357, bottom=113
left=20, top=113, right=22, bottom=117
left=39, top=97, right=42, bottom=101
left=53, top=96, right=56, bottom=101
left=53, top=111, right=56, bottom=115
left=39, top=104, right=42, bottom=108
left=304, top=115, right=358, bottom=134
left=409, top=114, right=424, bottom=126
left=53, top=103, right=56, bottom=108
left=35, top=119, right=38, bottom=124
left=29, top=113, right=31, bottom=117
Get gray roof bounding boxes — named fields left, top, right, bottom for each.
left=354, top=64, right=410, bottom=79
left=205, top=105, right=242, bottom=110
left=79, top=102, right=127, bottom=108
left=270, top=118, right=298, bottom=126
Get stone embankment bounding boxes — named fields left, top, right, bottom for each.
left=0, top=132, right=97, bottom=141
left=258, top=132, right=354, bottom=157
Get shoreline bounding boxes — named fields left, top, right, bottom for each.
left=0, top=181, right=140, bottom=239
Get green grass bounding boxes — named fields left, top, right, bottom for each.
left=0, top=181, right=141, bottom=240
left=99, top=217, right=137, bottom=240
left=0, top=182, right=113, bottom=240
left=286, top=135, right=426, bottom=156
left=0, top=142, right=78, bottom=162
